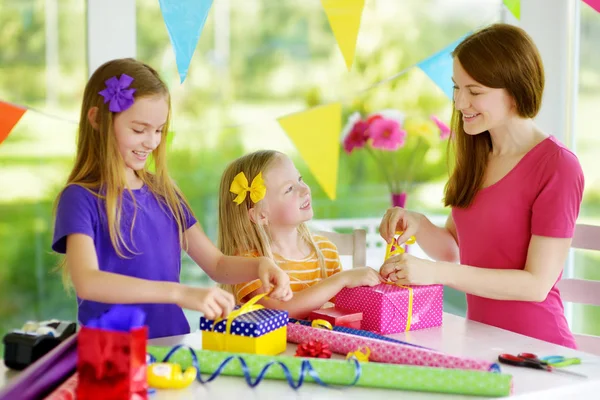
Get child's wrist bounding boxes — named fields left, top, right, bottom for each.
left=166, top=282, right=183, bottom=305
left=337, top=271, right=351, bottom=288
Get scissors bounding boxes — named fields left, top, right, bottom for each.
left=385, top=231, right=416, bottom=260
left=498, top=353, right=587, bottom=378
left=539, top=355, right=582, bottom=368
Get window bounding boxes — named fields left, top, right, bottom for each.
left=572, top=3, right=600, bottom=337
left=0, top=0, right=86, bottom=353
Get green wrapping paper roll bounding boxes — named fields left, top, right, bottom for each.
left=148, top=346, right=512, bottom=397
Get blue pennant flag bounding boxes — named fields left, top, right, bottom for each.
left=417, top=36, right=466, bottom=100
left=159, top=0, right=214, bottom=83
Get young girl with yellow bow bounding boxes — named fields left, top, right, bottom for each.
left=218, top=150, right=383, bottom=318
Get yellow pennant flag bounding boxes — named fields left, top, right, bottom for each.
left=321, top=0, right=365, bottom=71
left=277, top=103, right=342, bottom=200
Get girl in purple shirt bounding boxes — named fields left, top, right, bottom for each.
left=52, top=58, right=292, bottom=338
left=379, top=24, right=584, bottom=348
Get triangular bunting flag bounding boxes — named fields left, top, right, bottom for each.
left=584, top=0, right=600, bottom=13
left=321, top=0, right=365, bottom=71
left=277, top=103, right=342, bottom=200
left=503, top=0, right=520, bottom=19
left=159, top=0, right=213, bottom=83
left=417, top=37, right=465, bottom=100
left=0, top=102, right=26, bottom=146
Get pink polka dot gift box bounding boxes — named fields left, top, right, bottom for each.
left=335, top=283, right=443, bottom=334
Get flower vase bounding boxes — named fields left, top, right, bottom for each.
left=391, top=192, right=407, bottom=208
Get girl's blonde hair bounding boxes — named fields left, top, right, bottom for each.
left=217, top=150, right=325, bottom=294
left=55, top=58, right=194, bottom=286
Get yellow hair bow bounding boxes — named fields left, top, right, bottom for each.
left=230, top=172, right=267, bottom=205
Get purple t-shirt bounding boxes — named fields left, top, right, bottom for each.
left=52, top=184, right=196, bottom=338
left=453, top=136, right=584, bottom=348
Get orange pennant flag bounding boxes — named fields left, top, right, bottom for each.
left=0, top=102, right=26, bottom=146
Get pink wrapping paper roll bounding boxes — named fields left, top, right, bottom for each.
left=287, top=323, right=497, bottom=372
left=43, top=373, right=77, bottom=400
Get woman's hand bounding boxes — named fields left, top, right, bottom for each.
left=379, top=253, right=439, bottom=286
left=379, top=207, right=423, bottom=245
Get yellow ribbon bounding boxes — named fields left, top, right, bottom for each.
left=383, top=282, right=413, bottom=331
left=346, top=347, right=371, bottom=363
left=384, top=231, right=416, bottom=260
left=212, top=292, right=268, bottom=336
left=230, top=172, right=267, bottom=205
left=311, top=319, right=333, bottom=330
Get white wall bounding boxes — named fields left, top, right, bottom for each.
left=505, top=0, right=580, bottom=149
left=87, top=0, right=137, bottom=77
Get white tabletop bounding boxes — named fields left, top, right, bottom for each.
left=2, top=313, right=600, bottom=399
left=146, top=313, right=600, bottom=399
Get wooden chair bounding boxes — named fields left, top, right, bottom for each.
left=314, top=229, right=367, bottom=269
left=557, top=223, right=600, bottom=354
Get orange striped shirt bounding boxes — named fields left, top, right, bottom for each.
left=233, top=235, right=342, bottom=304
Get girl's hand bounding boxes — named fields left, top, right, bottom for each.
left=379, top=253, right=438, bottom=285
left=175, top=286, right=235, bottom=320
left=257, top=257, right=293, bottom=301
left=379, top=207, right=423, bottom=245
left=341, top=267, right=385, bottom=289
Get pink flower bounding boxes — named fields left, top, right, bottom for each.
left=431, top=115, right=451, bottom=140
left=343, top=119, right=369, bottom=154
left=368, top=118, right=406, bottom=151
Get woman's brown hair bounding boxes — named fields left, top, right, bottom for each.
left=444, top=23, right=544, bottom=208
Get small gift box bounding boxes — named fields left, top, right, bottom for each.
left=76, top=306, right=148, bottom=400
left=199, top=294, right=288, bottom=355
left=336, top=283, right=443, bottom=334
left=308, top=308, right=363, bottom=329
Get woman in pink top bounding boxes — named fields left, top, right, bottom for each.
left=379, top=23, right=584, bottom=348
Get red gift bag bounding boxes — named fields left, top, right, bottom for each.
left=76, top=326, right=148, bottom=400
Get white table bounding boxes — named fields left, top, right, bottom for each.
left=146, top=313, right=600, bottom=399
left=2, top=313, right=600, bottom=399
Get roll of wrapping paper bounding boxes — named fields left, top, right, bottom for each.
left=287, top=322, right=500, bottom=372
left=147, top=346, right=512, bottom=397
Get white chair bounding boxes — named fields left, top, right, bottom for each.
left=557, top=223, right=600, bottom=354
left=314, top=229, right=367, bottom=269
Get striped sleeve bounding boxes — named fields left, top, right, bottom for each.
left=313, top=235, right=342, bottom=276
left=232, top=249, right=263, bottom=304
left=233, top=279, right=263, bottom=304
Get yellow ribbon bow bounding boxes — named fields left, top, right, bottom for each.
left=213, top=292, right=269, bottom=335
left=385, top=231, right=416, bottom=260
left=346, top=347, right=371, bottom=363
left=230, top=172, right=267, bottom=205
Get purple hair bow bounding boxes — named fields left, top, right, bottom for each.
left=98, top=73, right=136, bottom=113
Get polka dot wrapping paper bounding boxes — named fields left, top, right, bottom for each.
left=200, top=308, right=289, bottom=338
left=286, top=322, right=500, bottom=373
left=335, top=284, right=444, bottom=334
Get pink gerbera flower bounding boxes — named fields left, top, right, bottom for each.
left=343, top=119, right=370, bottom=154
left=431, top=115, right=452, bottom=140
left=368, top=118, right=406, bottom=151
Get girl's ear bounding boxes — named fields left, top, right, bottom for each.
left=87, top=107, right=100, bottom=130
left=248, top=206, right=268, bottom=225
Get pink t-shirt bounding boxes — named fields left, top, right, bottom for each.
left=452, top=136, right=584, bottom=348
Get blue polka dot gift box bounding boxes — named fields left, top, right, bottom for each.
left=199, top=294, right=288, bottom=355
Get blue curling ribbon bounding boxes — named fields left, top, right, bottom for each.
left=147, top=344, right=362, bottom=390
